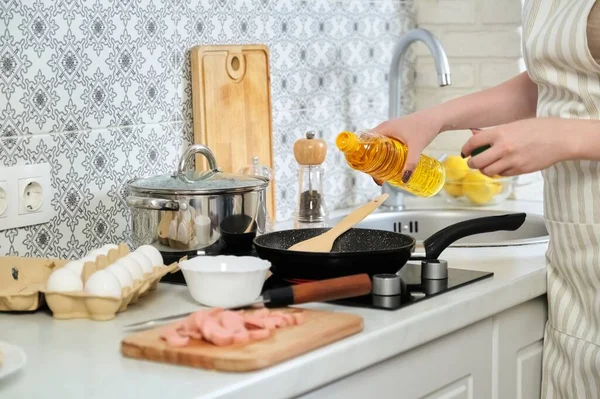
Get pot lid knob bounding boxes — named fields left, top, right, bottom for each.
left=176, top=144, right=220, bottom=183
left=293, top=131, right=327, bottom=166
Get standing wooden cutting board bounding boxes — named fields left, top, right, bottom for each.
left=121, top=308, right=363, bottom=372
left=190, top=44, right=275, bottom=220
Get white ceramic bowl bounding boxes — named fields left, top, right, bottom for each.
left=179, top=256, right=270, bottom=308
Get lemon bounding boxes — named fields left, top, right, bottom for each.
left=444, top=182, right=463, bottom=197
left=492, top=182, right=504, bottom=195
left=491, top=175, right=505, bottom=195
left=442, top=156, right=469, bottom=181
left=462, top=170, right=496, bottom=205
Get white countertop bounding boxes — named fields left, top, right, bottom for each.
left=0, top=199, right=548, bottom=399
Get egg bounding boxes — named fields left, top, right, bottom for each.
left=84, top=270, right=122, bottom=298
left=80, top=255, right=97, bottom=264
left=136, top=245, right=163, bottom=267
left=86, top=249, right=105, bottom=258
left=106, top=263, right=134, bottom=289
left=128, top=252, right=154, bottom=274
left=117, top=256, right=144, bottom=281
left=46, top=268, right=83, bottom=292
left=63, top=260, right=86, bottom=277
left=101, top=244, right=118, bottom=253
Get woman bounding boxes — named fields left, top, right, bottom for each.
left=375, top=1, right=600, bottom=397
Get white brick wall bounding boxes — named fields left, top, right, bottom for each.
left=415, top=0, right=524, bottom=154
left=415, top=0, right=543, bottom=201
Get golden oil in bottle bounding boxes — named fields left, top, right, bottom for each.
left=335, top=130, right=446, bottom=197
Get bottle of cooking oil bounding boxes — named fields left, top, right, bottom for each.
left=335, top=130, right=445, bottom=197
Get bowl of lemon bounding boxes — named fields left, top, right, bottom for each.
left=440, top=155, right=516, bottom=206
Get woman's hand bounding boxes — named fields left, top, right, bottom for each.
left=461, top=118, right=575, bottom=177
left=372, top=110, right=444, bottom=184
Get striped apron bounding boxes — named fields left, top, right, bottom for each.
left=522, top=0, right=600, bottom=397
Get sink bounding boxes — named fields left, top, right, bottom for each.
left=328, top=209, right=549, bottom=247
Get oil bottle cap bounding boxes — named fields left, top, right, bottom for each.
left=293, top=131, right=327, bottom=166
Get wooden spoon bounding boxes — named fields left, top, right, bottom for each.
left=288, top=193, right=389, bottom=252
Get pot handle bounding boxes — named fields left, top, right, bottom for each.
left=126, top=196, right=186, bottom=211
left=422, top=213, right=527, bottom=259
left=177, top=144, right=220, bottom=184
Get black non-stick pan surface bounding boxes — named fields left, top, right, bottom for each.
left=253, top=213, right=526, bottom=281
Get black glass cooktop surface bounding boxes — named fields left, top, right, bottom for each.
left=160, top=250, right=494, bottom=310
left=262, top=262, right=493, bottom=311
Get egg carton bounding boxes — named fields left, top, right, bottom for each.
left=0, top=257, right=68, bottom=312
left=41, top=244, right=181, bottom=321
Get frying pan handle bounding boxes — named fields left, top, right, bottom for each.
left=423, top=213, right=527, bottom=259
left=263, top=274, right=372, bottom=307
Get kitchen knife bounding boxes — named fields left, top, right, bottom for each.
left=123, top=273, right=372, bottom=331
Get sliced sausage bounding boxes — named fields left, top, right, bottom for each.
left=249, top=328, right=271, bottom=341
left=232, top=329, right=251, bottom=345
left=160, top=327, right=190, bottom=348
left=219, top=311, right=246, bottom=333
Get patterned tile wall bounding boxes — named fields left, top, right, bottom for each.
left=0, top=0, right=416, bottom=257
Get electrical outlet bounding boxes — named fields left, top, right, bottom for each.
left=0, top=163, right=54, bottom=231
left=18, top=178, right=44, bottom=214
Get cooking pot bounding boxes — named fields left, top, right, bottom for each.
left=126, top=145, right=269, bottom=258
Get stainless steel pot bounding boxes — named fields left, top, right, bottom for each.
left=126, top=144, right=269, bottom=257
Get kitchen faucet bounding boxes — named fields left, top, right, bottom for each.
left=381, top=28, right=452, bottom=210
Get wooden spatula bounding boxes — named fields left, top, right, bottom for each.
left=288, top=193, right=389, bottom=252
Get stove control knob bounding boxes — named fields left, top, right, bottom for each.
left=372, top=274, right=402, bottom=296
left=421, top=260, right=448, bottom=280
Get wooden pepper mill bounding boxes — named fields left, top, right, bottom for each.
left=293, top=131, right=328, bottom=229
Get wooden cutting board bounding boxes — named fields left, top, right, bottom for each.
left=190, top=44, right=276, bottom=221
left=121, top=308, right=363, bottom=372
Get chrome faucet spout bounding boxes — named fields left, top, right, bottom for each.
left=383, top=28, right=451, bottom=211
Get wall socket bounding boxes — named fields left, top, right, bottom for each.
left=0, top=163, right=54, bottom=231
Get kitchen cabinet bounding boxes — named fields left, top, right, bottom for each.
left=492, top=296, right=547, bottom=399
left=299, top=296, right=547, bottom=399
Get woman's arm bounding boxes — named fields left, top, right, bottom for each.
left=434, top=71, right=539, bottom=133
left=373, top=71, right=539, bottom=182
left=570, top=119, right=600, bottom=160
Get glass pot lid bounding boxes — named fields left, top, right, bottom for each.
left=128, top=144, right=269, bottom=196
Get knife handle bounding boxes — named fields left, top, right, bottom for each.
left=263, top=274, right=372, bottom=308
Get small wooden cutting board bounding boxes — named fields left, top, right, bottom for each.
left=121, top=308, right=363, bottom=372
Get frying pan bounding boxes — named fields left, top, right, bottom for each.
left=253, top=213, right=527, bottom=281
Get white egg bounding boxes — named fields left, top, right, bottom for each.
left=86, top=249, right=105, bottom=258
left=101, top=244, right=118, bottom=253
left=46, top=268, right=83, bottom=292
left=128, top=252, right=153, bottom=274
left=106, top=263, right=134, bottom=289
left=136, top=245, right=163, bottom=267
left=117, top=256, right=144, bottom=281
left=80, top=255, right=97, bottom=264
left=84, top=270, right=122, bottom=298
left=64, top=260, right=86, bottom=277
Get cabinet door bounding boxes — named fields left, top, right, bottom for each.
left=492, top=296, right=548, bottom=399
left=300, top=318, right=493, bottom=399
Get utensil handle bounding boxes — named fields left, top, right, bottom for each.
left=263, top=274, right=372, bottom=308
left=178, top=144, right=219, bottom=183
left=126, top=196, right=185, bottom=211
left=423, top=213, right=527, bottom=260
left=325, top=194, right=389, bottom=238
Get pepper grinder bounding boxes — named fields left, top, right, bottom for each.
left=293, top=131, right=328, bottom=229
